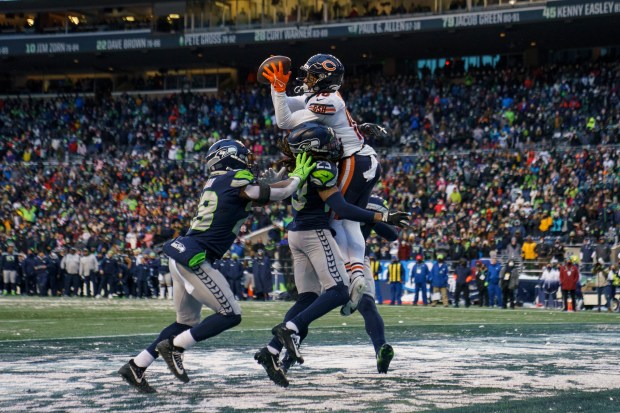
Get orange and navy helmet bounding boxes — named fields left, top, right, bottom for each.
left=295, top=54, right=344, bottom=94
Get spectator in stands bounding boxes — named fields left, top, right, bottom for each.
left=593, top=236, right=611, bottom=263
left=549, top=239, right=566, bottom=263
left=580, top=237, right=595, bottom=268
left=505, top=237, right=521, bottom=263
left=521, top=236, right=538, bottom=270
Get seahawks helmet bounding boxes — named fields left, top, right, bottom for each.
left=206, top=139, right=253, bottom=173
left=366, top=196, right=389, bottom=216
left=285, top=122, right=342, bottom=162
left=295, top=54, right=344, bottom=94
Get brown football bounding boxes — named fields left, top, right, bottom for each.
left=257, top=55, right=292, bottom=85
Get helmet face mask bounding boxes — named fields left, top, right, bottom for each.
left=206, top=139, right=253, bottom=173
left=295, top=54, right=344, bottom=94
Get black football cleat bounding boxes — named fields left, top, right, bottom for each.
left=118, top=359, right=157, bottom=393
left=254, top=347, right=289, bottom=388
left=156, top=337, right=190, bottom=383
left=272, top=323, right=304, bottom=365
left=280, top=350, right=297, bottom=374
left=376, top=344, right=394, bottom=374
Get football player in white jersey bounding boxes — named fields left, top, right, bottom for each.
left=263, top=53, right=389, bottom=311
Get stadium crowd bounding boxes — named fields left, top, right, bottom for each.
left=1, top=60, right=619, bottom=306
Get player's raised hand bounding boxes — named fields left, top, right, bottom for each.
left=289, top=152, right=316, bottom=185
left=259, top=167, right=287, bottom=185
left=262, top=60, right=290, bottom=93
left=382, top=210, right=411, bottom=228
left=359, top=123, right=391, bottom=140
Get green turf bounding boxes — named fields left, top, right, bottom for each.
left=1, top=297, right=618, bottom=341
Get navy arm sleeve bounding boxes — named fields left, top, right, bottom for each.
left=373, top=222, right=399, bottom=242
left=325, top=192, right=376, bottom=224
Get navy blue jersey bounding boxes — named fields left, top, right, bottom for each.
left=288, top=161, right=338, bottom=232
left=1, top=253, right=20, bottom=271
left=184, top=169, right=253, bottom=260
left=101, top=257, right=119, bottom=275
left=159, top=255, right=170, bottom=273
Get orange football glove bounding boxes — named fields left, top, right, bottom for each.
left=262, top=61, right=290, bottom=93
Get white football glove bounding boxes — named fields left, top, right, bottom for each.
left=258, top=167, right=287, bottom=185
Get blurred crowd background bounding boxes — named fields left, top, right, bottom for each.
left=1, top=59, right=619, bottom=306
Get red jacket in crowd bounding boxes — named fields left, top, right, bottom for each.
left=559, top=264, right=579, bottom=291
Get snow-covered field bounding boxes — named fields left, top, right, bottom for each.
left=1, top=326, right=619, bottom=412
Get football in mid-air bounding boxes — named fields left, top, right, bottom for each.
left=257, top=55, right=292, bottom=85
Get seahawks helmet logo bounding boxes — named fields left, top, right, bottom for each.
left=206, top=146, right=238, bottom=170
left=290, top=138, right=321, bottom=153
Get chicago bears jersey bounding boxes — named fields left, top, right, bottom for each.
left=288, top=161, right=338, bottom=232
left=185, top=169, right=253, bottom=260
left=274, top=91, right=376, bottom=158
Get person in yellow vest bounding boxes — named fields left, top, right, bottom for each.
left=521, top=235, right=538, bottom=270
left=388, top=255, right=404, bottom=305
left=369, top=254, right=383, bottom=305
left=611, top=264, right=620, bottom=312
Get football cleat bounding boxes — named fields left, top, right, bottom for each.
left=118, top=359, right=157, bottom=393
left=254, top=347, right=289, bottom=388
left=348, top=274, right=366, bottom=310
left=272, top=323, right=304, bottom=365
left=280, top=334, right=301, bottom=373
left=376, top=344, right=394, bottom=374
left=156, top=337, right=190, bottom=383
left=280, top=351, right=296, bottom=374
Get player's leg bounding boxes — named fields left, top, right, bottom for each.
left=158, top=274, right=166, bottom=299
left=157, top=259, right=242, bottom=383
left=272, top=230, right=349, bottom=365
left=165, top=272, right=173, bottom=299
left=119, top=261, right=198, bottom=391
left=256, top=236, right=320, bottom=387
left=356, top=256, right=393, bottom=373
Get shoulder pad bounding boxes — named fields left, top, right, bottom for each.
left=231, top=169, right=255, bottom=188
left=310, top=161, right=338, bottom=188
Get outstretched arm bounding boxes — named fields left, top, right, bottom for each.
left=242, top=178, right=300, bottom=202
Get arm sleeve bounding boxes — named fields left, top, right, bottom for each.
left=286, top=95, right=307, bottom=112
left=243, top=177, right=300, bottom=202
left=272, top=91, right=319, bottom=129
left=325, top=191, right=376, bottom=224
left=373, top=222, right=399, bottom=242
